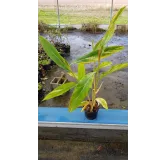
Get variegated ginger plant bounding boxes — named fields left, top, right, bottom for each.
left=39, top=6, right=128, bottom=112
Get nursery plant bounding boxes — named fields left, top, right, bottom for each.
left=81, top=21, right=104, bottom=34
left=39, top=59, right=50, bottom=65
left=38, top=82, right=45, bottom=104
left=38, top=83, right=43, bottom=91
left=39, top=6, right=128, bottom=119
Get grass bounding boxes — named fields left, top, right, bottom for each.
left=38, top=8, right=128, bottom=25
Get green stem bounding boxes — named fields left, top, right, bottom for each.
left=91, top=49, right=102, bottom=110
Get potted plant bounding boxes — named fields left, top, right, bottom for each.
left=39, top=6, right=128, bottom=120
left=38, top=65, right=46, bottom=78
left=39, top=59, right=51, bottom=70
left=48, top=29, right=71, bottom=57
left=38, top=71, right=41, bottom=82
left=81, top=22, right=105, bottom=34
left=38, top=82, right=44, bottom=102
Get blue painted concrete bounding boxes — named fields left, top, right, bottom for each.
left=38, top=107, right=128, bottom=125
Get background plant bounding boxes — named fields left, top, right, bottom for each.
left=39, top=6, right=128, bottom=112
left=38, top=83, right=43, bottom=91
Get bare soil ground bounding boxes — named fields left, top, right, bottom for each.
left=39, top=140, right=128, bottom=160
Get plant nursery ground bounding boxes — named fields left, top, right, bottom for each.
left=39, top=140, right=128, bottom=160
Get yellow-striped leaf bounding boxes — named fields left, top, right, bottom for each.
left=94, top=61, right=112, bottom=72
left=69, top=72, right=95, bottom=112
left=94, top=6, right=126, bottom=50
left=74, top=46, right=123, bottom=64
left=81, top=101, right=90, bottom=112
left=100, top=63, right=128, bottom=79
left=78, top=63, right=85, bottom=80
left=43, top=82, right=76, bottom=101
left=95, top=98, right=108, bottom=109
left=39, top=36, right=71, bottom=72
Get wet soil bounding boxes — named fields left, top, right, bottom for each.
left=38, top=140, right=128, bottom=160
left=39, top=31, right=128, bottom=109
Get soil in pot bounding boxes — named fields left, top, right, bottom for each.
left=85, top=101, right=99, bottom=120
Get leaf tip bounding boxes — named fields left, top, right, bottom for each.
left=68, top=106, right=72, bottom=112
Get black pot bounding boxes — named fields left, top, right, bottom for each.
left=85, top=108, right=99, bottom=120
left=64, top=45, right=70, bottom=53
left=50, top=60, right=55, bottom=66
left=61, top=52, right=70, bottom=57
left=39, top=70, right=44, bottom=78
left=38, top=89, right=43, bottom=98
left=43, top=64, right=51, bottom=70
left=38, top=89, right=44, bottom=103
left=38, top=71, right=41, bottom=82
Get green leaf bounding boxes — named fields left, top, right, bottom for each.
left=81, top=101, right=89, bottom=106
left=94, top=6, right=126, bottom=50
left=81, top=101, right=90, bottom=112
left=104, top=46, right=124, bottom=52
left=69, top=72, right=95, bottom=112
left=74, top=46, right=124, bottom=64
left=100, top=62, right=128, bottom=79
left=95, top=98, right=108, bottom=109
left=68, top=72, right=78, bottom=79
left=111, top=6, right=127, bottom=23
left=73, top=50, right=99, bottom=64
left=94, top=61, right=112, bottom=72
left=78, top=63, right=85, bottom=80
left=39, top=36, right=71, bottom=72
left=43, top=82, right=76, bottom=101
left=92, top=40, right=95, bottom=50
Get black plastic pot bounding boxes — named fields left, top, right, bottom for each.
left=50, top=60, right=55, bottom=66
left=38, top=89, right=44, bottom=103
left=38, top=72, right=41, bottom=82
left=55, top=43, right=70, bottom=57
left=64, top=45, right=70, bottom=53
left=38, top=69, right=45, bottom=78
left=43, top=64, right=51, bottom=70
left=85, top=105, right=99, bottom=120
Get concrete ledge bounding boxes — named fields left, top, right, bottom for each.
left=39, top=122, right=127, bottom=130
left=39, top=127, right=128, bottom=142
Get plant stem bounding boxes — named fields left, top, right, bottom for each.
left=87, top=94, right=93, bottom=112
left=91, top=49, right=102, bottom=111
